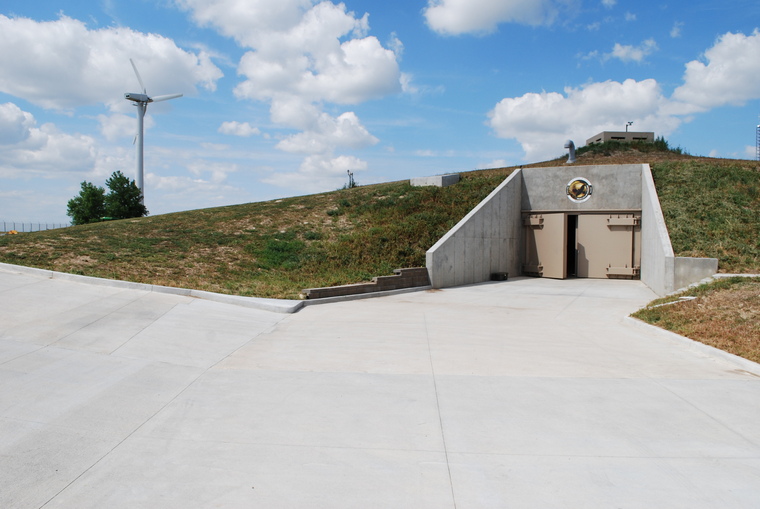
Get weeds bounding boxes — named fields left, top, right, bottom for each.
left=0, top=147, right=757, bottom=299
left=0, top=172, right=504, bottom=299
left=632, top=277, right=760, bottom=363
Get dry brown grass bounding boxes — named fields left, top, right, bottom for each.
left=632, top=278, right=760, bottom=363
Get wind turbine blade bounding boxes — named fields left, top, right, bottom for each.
left=151, top=93, right=183, bottom=103
left=130, top=58, right=147, bottom=94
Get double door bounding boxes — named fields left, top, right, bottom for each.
left=523, top=212, right=641, bottom=279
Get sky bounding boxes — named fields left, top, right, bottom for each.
left=1, top=0, right=760, bottom=224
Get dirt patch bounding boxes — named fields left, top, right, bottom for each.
left=633, top=279, right=760, bottom=364
left=674, top=287, right=760, bottom=363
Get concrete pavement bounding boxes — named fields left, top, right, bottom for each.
left=1, top=267, right=759, bottom=508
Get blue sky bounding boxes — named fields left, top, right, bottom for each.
left=1, top=0, right=759, bottom=224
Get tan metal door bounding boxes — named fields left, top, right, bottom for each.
left=523, top=213, right=567, bottom=279
left=576, top=214, right=640, bottom=279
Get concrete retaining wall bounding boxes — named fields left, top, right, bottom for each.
left=302, top=268, right=430, bottom=299
left=674, top=257, right=719, bottom=291
left=640, top=165, right=719, bottom=295
left=410, top=174, right=460, bottom=188
left=640, top=165, right=675, bottom=296
left=426, top=170, right=522, bottom=288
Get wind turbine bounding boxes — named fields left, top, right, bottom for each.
left=124, top=59, right=182, bottom=201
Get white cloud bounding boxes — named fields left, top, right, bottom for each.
left=0, top=14, right=222, bottom=111
left=147, top=172, right=245, bottom=211
left=0, top=103, right=98, bottom=177
left=0, top=102, right=35, bottom=144
left=262, top=153, right=368, bottom=192
left=484, top=158, right=509, bottom=168
left=624, top=12, right=636, bottom=21
left=489, top=29, right=760, bottom=162
left=672, top=29, right=760, bottom=112
left=601, top=0, right=616, bottom=8
left=98, top=113, right=150, bottom=141
left=579, top=38, right=658, bottom=64
left=186, top=161, right=240, bottom=183
left=218, top=121, right=261, bottom=137
left=609, top=38, right=658, bottom=63
left=232, top=5, right=400, bottom=106
left=177, top=0, right=403, bottom=189
left=275, top=112, right=378, bottom=154
left=175, top=0, right=314, bottom=48
left=487, top=79, right=681, bottom=161
left=670, top=21, right=684, bottom=38
left=423, top=0, right=561, bottom=35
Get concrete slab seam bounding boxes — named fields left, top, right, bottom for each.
left=624, top=316, right=760, bottom=377
left=422, top=312, right=458, bottom=509
left=37, top=367, right=209, bottom=508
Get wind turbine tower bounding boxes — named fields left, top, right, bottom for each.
left=124, top=59, right=182, bottom=200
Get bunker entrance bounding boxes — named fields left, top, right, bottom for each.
left=522, top=212, right=641, bottom=280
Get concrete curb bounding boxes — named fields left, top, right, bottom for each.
left=301, top=285, right=434, bottom=306
left=624, top=316, right=760, bottom=377
left=0, top=262, right=304, bottom=314
left=668, top=273, right=760, bottom=296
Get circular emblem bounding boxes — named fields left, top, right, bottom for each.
left=566, top=177, right=593, bottom=202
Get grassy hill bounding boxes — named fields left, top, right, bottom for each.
left=1, top=143, right=758, bottom=299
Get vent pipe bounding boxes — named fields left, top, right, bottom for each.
left=564, top=140, right=576, bottom=164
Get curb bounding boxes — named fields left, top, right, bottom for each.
left=0, top=262, right=304, bottom=314
left=624, top=316, right=760, bottom=377
left=301, top=285, right=434, bottom=307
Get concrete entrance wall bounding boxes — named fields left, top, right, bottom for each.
left=426, top=170, right=522, bottom=288
left=426, top=164, right=718, bottom=296
left=521, top=164, right=642, bottom=212
left=640, top=167, right=718, bottom=294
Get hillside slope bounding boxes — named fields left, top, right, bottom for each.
left=1, top=146, right=757, bottom=299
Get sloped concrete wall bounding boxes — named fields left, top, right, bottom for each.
left=426, top=170, right=522, bottom=288
left=640, top=165, right=718, bottom=295
left=640, top=164, right=675, bottom=296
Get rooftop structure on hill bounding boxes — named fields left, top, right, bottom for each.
left=586, top=131, right=655, bottom=146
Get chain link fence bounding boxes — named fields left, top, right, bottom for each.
left=1, top=222, right=70, bottom=233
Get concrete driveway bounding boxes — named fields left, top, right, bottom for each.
left=1, top=267, right=759, bottom=508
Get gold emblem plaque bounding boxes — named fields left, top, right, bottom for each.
left=566, top=178, right=593, bottom=202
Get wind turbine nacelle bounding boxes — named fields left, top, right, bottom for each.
left=125, top=93, right=151, bottom=103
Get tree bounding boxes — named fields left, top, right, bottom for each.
left=65, top=171, right=148, bottom=226
left=104, top=171, right=148, bottom=220
left=66, top=181, right=106, bottom=225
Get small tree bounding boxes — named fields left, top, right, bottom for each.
left=104, top=171, right=148, bottom=220
left=66, top=181, right=106, bottom=225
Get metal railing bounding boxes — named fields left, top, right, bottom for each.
left=1, top=222, right=70, bottom=233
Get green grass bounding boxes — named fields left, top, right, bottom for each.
left=651, top=160, right=759, bottom=272
left=632, top=277, right=760, bottom=363
left=0, top=174, right=505, bottom=299
left=1, top=148, right=757, bottom=300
